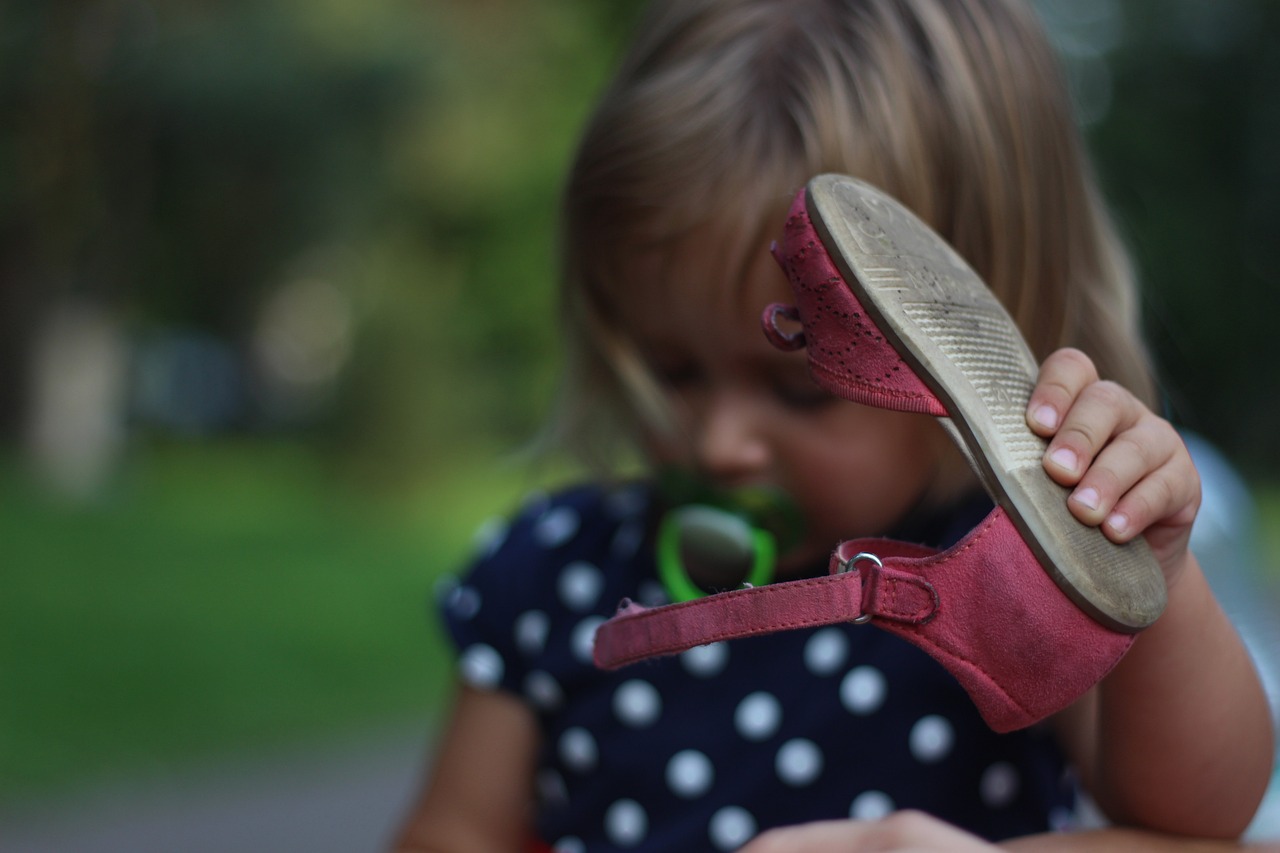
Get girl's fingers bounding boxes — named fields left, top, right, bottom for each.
left=1049, top=410, right=1200, bottom=550
left=1104, top=461, right=1200, bottom=546
left=1026, top=348, right=1099, bottom=436
left=1040, top=379, right=1141, bottom=488
left=739, top=813, right=997, bottom=853
left=1067, top=421, right=1183, bottom=534
left=1027, top=348, right=1201, bottom=577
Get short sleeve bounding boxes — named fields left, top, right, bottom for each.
left=436, top=484, right=650, bottom=700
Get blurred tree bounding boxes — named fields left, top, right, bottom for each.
left=0, top=0, right=437, bottom=435
left=1, top=0, right=1274, bottom=485
left=1083, top=0, right=1280, bottom=471
left=0, top=0, right=639, bottom=487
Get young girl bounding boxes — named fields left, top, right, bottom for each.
left=395, top=0, right=1273, bottom=850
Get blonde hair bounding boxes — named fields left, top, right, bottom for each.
left=552, top=0, right=1155, bottom=470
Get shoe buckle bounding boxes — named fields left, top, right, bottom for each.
left=838, top=551, right=882, bottom=624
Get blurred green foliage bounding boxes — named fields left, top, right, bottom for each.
left=0, top=0, right=641, bottom=484
left=0, top=440, right=550, bottom=797
left=1, top=0, right=1276, bottom=477
left=1084, top=0, right=1280, bottom=464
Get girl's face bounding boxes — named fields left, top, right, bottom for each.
left=619, top=234, right=958, bottom=575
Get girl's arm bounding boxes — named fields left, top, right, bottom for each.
left=1030, top=349, right=1273, bottom=838
left=737, top=812, right=1279, bottom=852
left=1087, top=555, right=1271, bottom=834
left=392, top=682, right=540, bottom=852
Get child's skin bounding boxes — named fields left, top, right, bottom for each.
left=397, top=233, right=1274, bottom=850
left=1030, top=346, right=1270, bottom=833
left=741, top=811, right=1280, bottom=852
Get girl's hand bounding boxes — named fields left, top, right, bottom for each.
left=740, top=816, right=1280, bottom=852
left=739, top=812, right=997, bottom=853
left=1026, top=348, right=1200, bottom=589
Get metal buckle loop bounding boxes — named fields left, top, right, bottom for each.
left=838, top=551, right=881, bottom=625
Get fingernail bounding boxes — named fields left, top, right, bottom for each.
left=1106, top=512, right=1129, bottom=535
left=1033, top=405, right=1058, bottom=430
left=1049, top=447, right=1078, bottom=472
left=1072, top=487, right=1100, bottom=511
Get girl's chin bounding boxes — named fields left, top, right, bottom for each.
left=774, top=543, right=834, bottom=578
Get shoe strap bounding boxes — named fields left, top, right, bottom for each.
left=762, top=196, right=949, bottom=417
left=592, top=539, right=939, bottom=668
left=594, top=506, right=1134, bottom=732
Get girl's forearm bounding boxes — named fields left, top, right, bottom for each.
left=1091, top=555, right=1274, bottom=837
left=1003, top=828, right=1277, bottom=852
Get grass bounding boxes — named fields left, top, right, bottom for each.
left=2, top=440, right=1276, bottom=802
left=0, top=439, right=558, bottom=800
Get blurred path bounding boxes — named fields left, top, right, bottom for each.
left=0, top=723, right=431, bottom=853
left=0, top=696, right=1276, bottom=850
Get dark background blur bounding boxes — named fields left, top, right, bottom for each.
left=0, top=0, right=1276, bottom=840
left=1, top=0, right=1278, bottom=483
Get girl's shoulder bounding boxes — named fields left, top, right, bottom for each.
left=436, top=480, right=658, bottom=694
left=468, top=480, right=654, bottom=577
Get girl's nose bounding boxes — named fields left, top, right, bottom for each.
left=694, top=390, right=771, bottom=481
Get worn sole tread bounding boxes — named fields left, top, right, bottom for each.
left=806, top=174, right=1165, bottom=631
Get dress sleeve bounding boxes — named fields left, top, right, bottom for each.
left=436, top=494, right=553, bottom=698
left=437, top=485, right=623, bottom=700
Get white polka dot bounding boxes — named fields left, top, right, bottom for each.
left=681, top=642, right=729, bottom=678
left=472, top=516, right=509, bottom=556
left=559, top=727, right=598, bottom=772
left=840, top=666, right=887, bottom=716
left=850, top=790, right=895, bottom=820
left=535, top=506, right=580, bottom=548
left=514, top=610, right=550, bottom=656
left=909, top=715, right=954, bottom=763
left=553, top=837, right=585, bottom=853
left=803, top=627, right=848, bottom=675
left=571, top=615, right=605, bottom=663
left=524, top=670, right=563, bottom=710
left=611, top=520, right=645, bottom=560
left=445, top=584, right=481, bottom=620
left=605, top=798, right=648, bottom=847
left=458, top=644, right=503, bottom=687
left=558, top=561, right=604, bottom=612
left=709, top=806, right=757, bottom=851
left=666, top=749, right=715, bottom=799
left=537, top=768, right=568, bottom=804
left=980, top=761, right=1020, bottom=808
left=613, top=679, right=662, bottom=728
left=735, top=692, right=782, bottom=742
left=637, top=580, right=670, bottom=607
left=776, top=738, right=823, bottom=787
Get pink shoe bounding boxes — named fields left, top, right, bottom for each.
left=767, top=174, right=1165, bottom=632
left=593, top=175, right=1166, bottom=732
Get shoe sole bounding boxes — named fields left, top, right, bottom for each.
left=806, top=174, right=1166, bottom=632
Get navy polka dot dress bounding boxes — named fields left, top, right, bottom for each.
left=439, top=483, right=1078, bottom=852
